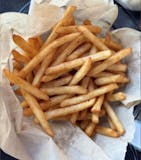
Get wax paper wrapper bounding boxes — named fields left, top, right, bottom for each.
left=0, top=0, right=140, bottom=160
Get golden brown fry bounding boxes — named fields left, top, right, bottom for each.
left=42, top=6, right=77, bottom=48
left=21, top=89, right=54, bottom=137
left=85, top=122, right=96, bottom=137
left=61, top=83, right=118, bottom=107
left=88, top=48, right=132, bottom=76
left=108, top=92, right=126, bottom=102
left=12, top=50, right=29, bottom=64
left=95, top=74, right=128, bottom=86
left=83, top=19, right=92, bottom=25
left=45, top=99, right=95, bottom=120
left=41, top=75, right=72, bottom=88
left=67, top=43, right=91, bottom=61
left=92, top=71, right=114, bottom=78
left=69, top=58, right=92, bottom=85
left=96, top=126, right=119, bottom=137
left=26, top=72, right=33, bottom=83
left=41, top=85, right=87, bottom=96
left=56, top=25, right=101, bottom=34
left=106, top=64, right=127, bottom=72
left=103, top=101, right=125, bottom=135
left=107, top=117, right=116, bottom=130
left=13, top=35, right=38, bottom=58
left=18, top=33, right=80, bottom=78
left=92, top=113, right=99, bottom=124
left=28, top=36, right=42, bottom=51
left=77, top=26, right=108, bottom=51
left=3, top=69, right=48, bottom=100
left=88, top=78, right=95, bottom=91
left=91, top=95, right=104, bottom=113
left=21, top=100, right=28, bottom=108
left=52, top=35, right=86, bottom=66
left=45, top=50, right=112, bottom=75
left=14, top=88, right=22, bottom=96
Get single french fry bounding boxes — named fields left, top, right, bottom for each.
left=61, top=83, right=118, bottom=107
left=81, top=77, right=90, bottom=89
left=3, top=69, right=48, bottom=100
left=18, top=32, right=80, bottom=78
left=45, top=99, right=95, bottom=120
left=12, top=50, right=29, bottom=64
left=88, top=48, right=132, bottom=76
left=107, top=117, right=116, bottom=130
left=103, top=101, right=125, bottom=135
left=41, top=71, right=68, bottom=83
left=108, top=92, right=126, bottom=102
left=69, top=58, right=92, bottom=85
left=85, top=122, right=96, bottom=137
left=95, top=74, right=128, bottom=86
left=41, top=85, right=87, bottom=96
left=92, top=113, right=99, bottom=124
left=13, top=61, right=22, bottom=70
left=89, top=45, right=98, bottom=55
left=45, top=50, right=112, bottom=75
left=21, top=89, right=54, bottom=137
left=106, top=64, right=127, bottom=72
left=56, top=25, right=101, bottom=35
left=70, top=112, right=79, bottom=124
left=52, top=35, right=86, bottom=66
left=80, top=120, right=90, bottom=130
left=88, top=78, right=96, bottom=91
left=92, top=71, right=114, bottom=78
left=96, top=126, right=119, bottom=137
left=91, top=95, right=104, bottom=113
left=32, top=50, right=56, bottom=87
left=67, top=43, right=91, bottom=61
left=42, top=6, right=77, bottom=48
left=13, top=35, right=38, bottom=58
left=41, top=75, right=72, bottom=88
left=28, top=36, right=42, bottom=51
left=14, top=88, right=22, bottom=96
left=77, top=26, right=108, bottom=51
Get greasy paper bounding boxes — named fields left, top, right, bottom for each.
left=0, top=0, right=140, bottom=160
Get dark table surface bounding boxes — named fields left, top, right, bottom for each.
left=0, top=0, right=141, bottom=160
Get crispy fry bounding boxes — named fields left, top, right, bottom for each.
left=28, top=36, right=42, bottom=50
left=21, top=89, right=54, bottom=137
left=56, top=25, right=101, bottom=34
left=45, top=99, right=95, bottom=120
left=92, top=71, right=114, bottom=78
left=91, top=95, right=104, bottom=113
left=83, top=19, right=92, bottom=25
left=80, top=120, right=90, bottom=130
left=70, top=112, right=79, bottom=124
left=67, top=43, right=91, bottom=61
left=61, top=83, right=118, bottom=107
left=107, top=117, right=116, bottom=130
left=12, top=50, right=29, bottom=64
left=77, top=26, right=108, bottom=51
left=3, top=69, right=48, bottom=100
left=88, top=48, right=132, bottom=76
left=103, top=101, right=125, bottom=135
left=96, top=126, right=119, bottom=137
left=85, top=122, right=96, bottom=137
left=92, top=113, right=99, bottom=124
left=21, top=100, right=28, bottom=108
left=106, top=64, right=127, bottom=72
left=41, top=85, right=87, bottom=96
left=41, top=75, right=72, bottom=88
left=69, top=58, right=92, bottom=85
left=45, top=50, right=112, bottom=75
left=13, top=35, right=38, bottom=58
left=95, top=74, right=128, bottom=86
left=108, top=92, right=126, bottom=102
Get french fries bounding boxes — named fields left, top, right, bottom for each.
left=3, top=6, right=132, bottom=139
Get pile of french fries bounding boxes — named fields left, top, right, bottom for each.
left=3, top=6, right=132, bottom=138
